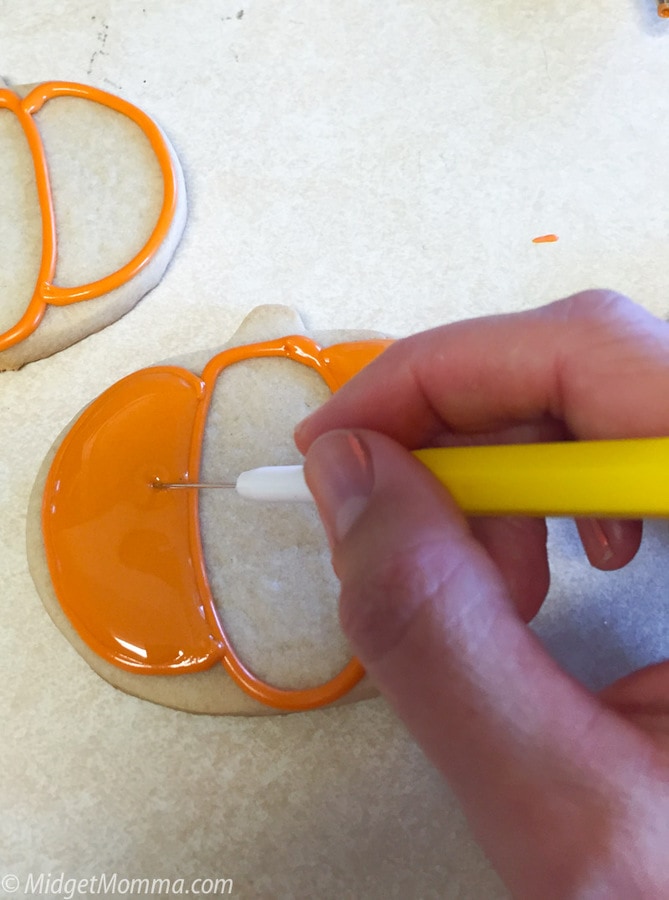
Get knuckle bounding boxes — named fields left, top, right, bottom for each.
left=549, top=289, right=637, bottom=327
left=544, top=290, right=669, bottom=402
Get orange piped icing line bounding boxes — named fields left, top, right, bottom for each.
left=0, top=81, right=179, bottom=351
left=42, top=335, right=391, bottom=710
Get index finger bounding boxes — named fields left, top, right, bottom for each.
left=296, top=291, right=669, bottom=452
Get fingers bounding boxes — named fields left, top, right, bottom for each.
left=601, top=662, right=669, bottom=741
left=469, top=515, right=641, bottom=600
left=296, top=290, right=657, bottom=580
left=296, top=291, right=669, bottom=453
left=305, top=428, right=654, bottom=896
left=468, top=516, right=549, bottom=621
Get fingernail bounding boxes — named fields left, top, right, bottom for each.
left=304, top=431, right=374, bottom=545
left=580, top=518, right=615, bottom=564
left=293, top=417, right=310, bottom=450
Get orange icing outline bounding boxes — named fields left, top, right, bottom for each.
left=0, top=81, right=179, bottom=351
left=42, top=335, right=391, bottom=711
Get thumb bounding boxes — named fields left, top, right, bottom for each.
left=304, top=430, right=657, bottom=892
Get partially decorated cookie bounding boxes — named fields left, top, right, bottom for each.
left=28, top=306, right=392, bottom=715
left=0, top=80, right=186, bottom=370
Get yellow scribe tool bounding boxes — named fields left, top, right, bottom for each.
left=156, top=436, right=669, bottom=518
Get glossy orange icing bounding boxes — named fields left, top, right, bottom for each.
left=42, top=335, right=391, bottom=710
left=0, top=81, right=179, bottom=351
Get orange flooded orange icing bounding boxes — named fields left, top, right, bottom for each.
left=0, top=81, right=179, bottom=351
left=42, top=335, right=391, bottom=710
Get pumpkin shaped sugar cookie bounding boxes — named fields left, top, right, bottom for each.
left=0, top=80, right=186, bottom=370
left=28, top=306, right=393, bottom=715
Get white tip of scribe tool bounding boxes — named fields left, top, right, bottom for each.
left=235, top=465, right=314, bottom=502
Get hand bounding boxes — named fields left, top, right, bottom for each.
left=295, top=291, right=669, bottom=899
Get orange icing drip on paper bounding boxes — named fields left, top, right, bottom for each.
left=0, top=81, right=179, bottom=352
left=42, top=335, right=391, bottom=710
left=532, top=234, right=559, bottom=244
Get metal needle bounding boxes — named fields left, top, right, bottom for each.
left=149, top=465, right=313, bottom=502
left=151, top=481, right=236, bottom=490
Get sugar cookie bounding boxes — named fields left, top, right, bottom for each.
left=0, top=80, right=186, bottom=370
left=28, top=306, right=392, bottom=715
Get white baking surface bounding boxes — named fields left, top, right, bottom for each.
left=2, top=1, right=669, bottom=897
